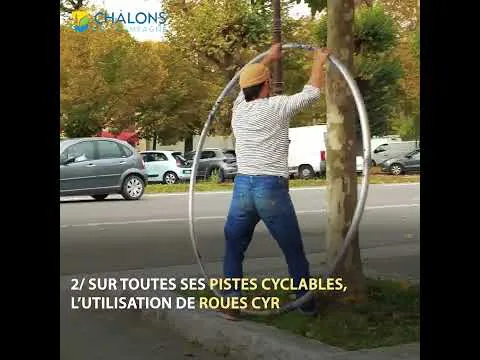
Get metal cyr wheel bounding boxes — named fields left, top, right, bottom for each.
left=188, top=43, right=371, bottom=316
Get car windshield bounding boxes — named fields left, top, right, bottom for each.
left=184, top=152, right=195, bottom=161
left=406, top=149, right=420, bottom=157
left=223, top=150, right=236, bottom=159
left=60, top=139, right=74, bottom=153
left=172, top=152, right=186, bottom=164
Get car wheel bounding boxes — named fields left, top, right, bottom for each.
left=121, top=174, right=145, bottom=200
left=298, top=165, right=315, bottom=179
left=163, top=171, right=179, bottom=185
left=91, top=194, right=108, bottom=201
left=389, top=163, right=404, bottom=176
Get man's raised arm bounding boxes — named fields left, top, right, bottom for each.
left=280, top=49, right=330, bottom=119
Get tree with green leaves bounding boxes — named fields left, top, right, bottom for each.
left=135, top=42, right=213, bottom=148
left=389, top=31, right=419, bottom=140
left=314, top=3, right=404, bottom=136
left=377, top=0, right=419, bottom=140
left=164, top=0, right=325, bottom=140
left=164, top=0, right=273, bottom=81
left=375, top=0, right=418, bottom=33
left=60, top=18, right=168, bottom=138
left=163, top=0, right=277, bottom=147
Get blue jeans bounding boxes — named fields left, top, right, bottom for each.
left=223, top=175, right=314, bottom=309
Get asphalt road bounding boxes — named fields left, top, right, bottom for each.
left=60, top=183, right=420, bottom=276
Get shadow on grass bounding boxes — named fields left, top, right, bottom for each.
left=180, top=278, right=419, bottom=351
left=145, top=175, right=420, bottom=194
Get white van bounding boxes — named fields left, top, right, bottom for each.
left=371, top=141, right=419, bottom=166
left=288, top=125, right=326, bottom=178
left=370, top=135, right=402, bottom=155
left=288, top=125, right=363, bottom=178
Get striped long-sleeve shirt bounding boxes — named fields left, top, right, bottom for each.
left=232, top=85, right=322, bottom=178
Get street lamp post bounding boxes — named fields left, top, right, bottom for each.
left=272, top=0, right=284, bottom=95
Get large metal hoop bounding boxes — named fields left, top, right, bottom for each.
left=188, top=43, right=371, bottom=316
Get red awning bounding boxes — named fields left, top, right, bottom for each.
left=116, top=132, right=137, bottom=141
left=96, top=131, right=139, bottom=145
left=97, top=130, right=115, bottom=138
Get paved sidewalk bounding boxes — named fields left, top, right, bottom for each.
left=61, top=292, right=240, bottom=360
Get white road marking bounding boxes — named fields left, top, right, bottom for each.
left=60, top=182, right=420, bottom=201
left=60, top=203, right=419, bottom=229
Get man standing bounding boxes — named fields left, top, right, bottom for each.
left=222, top=44, right=329, bottom=319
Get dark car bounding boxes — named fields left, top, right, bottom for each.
left=184, top=148, right=237, bottom=182
left=60, top=137, right=148, bottom=200
left=380, top=148, right=420, bottom=175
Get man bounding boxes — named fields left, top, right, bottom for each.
left=222, top=43, right=330, bottom=320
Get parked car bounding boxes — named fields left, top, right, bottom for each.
left=371, top=141, right=419, bottom=166
left=380, top=148, right=420, bottom=175
left=140, top=150, right=191, bottom=184
left=184, top=148, right=237, bottom=182
left=60, top=137, right=148, bottom=200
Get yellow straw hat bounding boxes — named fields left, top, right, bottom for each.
left=239, top=63, right=270, bottom=89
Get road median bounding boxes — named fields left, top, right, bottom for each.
left=145, top=174, right=420, bottom=194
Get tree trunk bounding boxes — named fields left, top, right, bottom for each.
left=184, top=133, right=193, bottom=154
left=272, top=0, right=284, bottom=95
left=325, top=0, right=366, bottom=302
left=152, top=134, right=157, bottom=150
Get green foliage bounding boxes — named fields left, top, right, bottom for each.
left=135, top=42, right=212, bottom=144
left=164, top=0, right=298, bottom=136
left=314, top=17, right=328, bottom=47
left=411, top=27, right=419, bottom=62
left=62, top=104, right=102, bottom=138
left=354, top=4, right=398, bottom=53
left=390, top=112, right=418, bottom=141
left=314, top=4, right=403, bottom=136
left=375, top=0, right=418, bottom=35
left=356, top=56, right=404, bottom=135
left=315, top=4, right=398, bottom=52
left=282, top=48, right=327, bottom=126
left=165, top=0, right=272, bottom=74
left=247, top=278, right=419, bottom=350
left=249, top=0, right=327, bottom=17
left=60, top=0, right=418, bottom=144
left=182, top=277, right=419, bottom=351
left=60, top=22, right=144, bottom=137
left=389, top=92, right=419, bottom=141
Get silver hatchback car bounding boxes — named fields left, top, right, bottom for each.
left=140, top=150, right=192, bottom=184
left=60, top=137, right=148, bottom=200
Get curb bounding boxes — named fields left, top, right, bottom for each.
left=147, top=292, right=419, bottom=360
left=115, top=288, right=346, bottom=360
left=146, top=294, right=344, bottom=360
left=143, top=182, right=420, bottom=196
left=84, top=286, right=419, bottom=360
